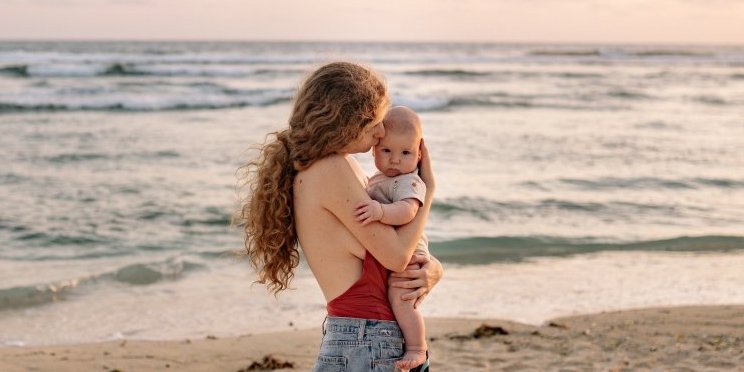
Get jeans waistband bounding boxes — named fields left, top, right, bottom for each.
left=322, top=316, right=402, bottom=340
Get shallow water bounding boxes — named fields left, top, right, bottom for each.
left=1, top=41, right=743, bottom=345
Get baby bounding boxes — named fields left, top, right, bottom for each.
left=355, top=106, right=429, bottom=370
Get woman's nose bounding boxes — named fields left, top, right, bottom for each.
left=375, top=124, right=385, bottom=138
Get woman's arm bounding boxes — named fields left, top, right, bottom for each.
left=390, top=254, right=444, bottom=308
left=320, top=157, right=432, bottom=272
left=320, top=140, right=436, bottom=272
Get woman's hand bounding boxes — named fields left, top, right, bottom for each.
left=418, top=139, right=436, bottom=193
left=389, top=254, right=443, bottom=309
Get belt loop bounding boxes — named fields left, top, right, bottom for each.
left=322, top=316, right=328, bottom=335
left=357, top=319, right=365, bottom=341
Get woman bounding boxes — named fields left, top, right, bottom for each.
left=236, top=61, right=443, bottom=371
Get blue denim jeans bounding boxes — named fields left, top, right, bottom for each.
left=312, top=316, right=405, bottom=372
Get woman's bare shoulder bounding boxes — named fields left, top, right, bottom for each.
left=313, top=153, right=350, bottom=169
left=299, top=154, right=355, bottom=181
left=295, top=154, right=368, bottom=206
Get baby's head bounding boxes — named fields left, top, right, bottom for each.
left=373, top=106, right=422, bottom=177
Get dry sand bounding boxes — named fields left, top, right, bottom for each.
left=1, top=305, right=742, bottom=371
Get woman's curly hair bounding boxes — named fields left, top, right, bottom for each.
left=234, top=61, right=388, bottom=294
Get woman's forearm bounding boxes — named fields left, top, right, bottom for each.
left=392, top=194, right=433, bottom=266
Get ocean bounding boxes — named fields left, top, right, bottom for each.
left=1, top=41, right=743, bottom=346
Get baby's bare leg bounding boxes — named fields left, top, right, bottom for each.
left=389, top=265, right=427, bottom=370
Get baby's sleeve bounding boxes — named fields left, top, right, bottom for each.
left=391, top=173, right=427, bottom=205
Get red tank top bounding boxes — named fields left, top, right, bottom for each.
left=326, top=251, right=395, bottom=321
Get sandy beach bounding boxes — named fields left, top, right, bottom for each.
left=1, top=305, right=741, bottom=371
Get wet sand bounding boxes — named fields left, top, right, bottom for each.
left=1, top=305, right=742, bottom=371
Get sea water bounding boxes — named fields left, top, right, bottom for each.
left=1, top=41, right=743, bottom=346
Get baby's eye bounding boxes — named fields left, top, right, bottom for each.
left=402, top=151, right=411, bottom=155
left=382, top=149, right=391, bottom=153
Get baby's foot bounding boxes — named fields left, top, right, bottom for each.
left=395, top=349, right=427, bottom=370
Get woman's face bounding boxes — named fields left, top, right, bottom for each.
left=341, top=102, right=387, bottom=154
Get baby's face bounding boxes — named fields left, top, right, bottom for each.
left=373, top=131, right=421, bottom=177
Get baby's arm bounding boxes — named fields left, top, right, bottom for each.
left=355, top=198, right=420, bottom=226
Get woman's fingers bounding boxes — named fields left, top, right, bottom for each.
left=390, top=268, right=420, bottom=279
left=400, top=287, right=426, bottom=301
left=389, top=253, right=440, bottom=307
left=413, top=293, right=427, bottom=309
left=389, top=277, right=424, bottom=289
left=408, top=254, right=430, bottom=266
left=418, top=139, right=436, bottom=190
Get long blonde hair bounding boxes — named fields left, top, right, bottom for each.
left=235, top=62, right=388, bottom=294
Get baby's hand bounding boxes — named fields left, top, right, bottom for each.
left=354, top=200, right=383, bottom=226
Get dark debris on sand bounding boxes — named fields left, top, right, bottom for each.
left=448, top=324, right=510, bottom=340
left=238, top=355, right=295, bottom=371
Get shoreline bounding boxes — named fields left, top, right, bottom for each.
left=1, top=305, right=742, bottom=371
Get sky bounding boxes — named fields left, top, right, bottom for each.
left=1, top=0, right=743, bottom=44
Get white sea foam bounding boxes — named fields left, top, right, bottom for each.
left=0, top=88, right=291, bottom=111
left=1, top=250, right=742, bottom=346
left=25, top=63, right=110, bottom=77
left=392, top=94, right=450, bottom=111
left=126, top=64, right=259, bottom=77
